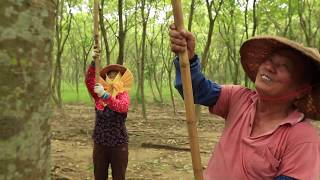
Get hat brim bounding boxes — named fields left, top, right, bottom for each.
left=240, top=35, right=320, bottom=82
left=99, top=64, right=127, bottom=80
left=240, top=35, right=320, bottom=119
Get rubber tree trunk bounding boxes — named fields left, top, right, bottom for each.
left=0, top=0, right=56, bottom=179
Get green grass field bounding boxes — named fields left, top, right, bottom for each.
left=61, top=81, right=180, bottom=105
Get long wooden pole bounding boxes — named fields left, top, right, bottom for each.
left=171, top=1, right=204, bottom=180
left=93, top=0, right=100, bottom=81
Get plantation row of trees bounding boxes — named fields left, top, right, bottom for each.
left=1, top=0, right=319, bottom=178
left=52, top=0, right=320, bottom=117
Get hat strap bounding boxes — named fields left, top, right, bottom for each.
left=258, top=84, right=312, bottom=102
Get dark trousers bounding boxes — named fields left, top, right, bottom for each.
left=93, top=143, right=128, bottom=180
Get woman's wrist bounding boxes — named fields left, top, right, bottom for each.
left=189, top=54, right=198, bottom=64
left=91, top=61, right=95, bottom=67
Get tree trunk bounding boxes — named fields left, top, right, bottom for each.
left=197, top=0, right=223, bottom=121
left=132, top=0, right=141, bottom=111
left=100, top=0, right=111, bottom=65
left=148, top=24, right=164, bottom=103
left=188, top=0, right=196, bottom=31
left=117, top=0, right=126, bottom=65
left=52, top=0, right=72, bottom=109
left=0, top=0, right=55, bottom=179
left=160, top=24, right=176, bottom=114
left=298, top=1, right=319, bottom=47
left=148, top=71, right=157, bottom=102
left=201, top=0, right=223, bottom=72
left=140, top=0, right=150, bottom=119
left=283, top=0, right=293, bottom=37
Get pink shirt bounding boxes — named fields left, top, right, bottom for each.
left=85, top=65, right=129, bottom=113
left=205, top=85, right=320, bottom=180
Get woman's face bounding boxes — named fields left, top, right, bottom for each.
left=107, top=71, right=119, bottom=80
left=255, top=53, right=306, bottom=100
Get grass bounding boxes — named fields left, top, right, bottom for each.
left=61, top=81, right=181, bottom=105
left=61, top=81, right=92, bottom=105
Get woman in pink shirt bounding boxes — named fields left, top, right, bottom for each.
left=170, top=24, right=320, bottom=180
left=85, top=50, right=131, bottom=180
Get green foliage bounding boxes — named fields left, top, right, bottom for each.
left=54, top=0, right=320, bottom=106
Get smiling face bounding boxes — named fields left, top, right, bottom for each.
left=255, top=48, right=312, bottom=101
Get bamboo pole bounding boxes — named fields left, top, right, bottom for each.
left=93, top=0, right=100, bottom=81
left=171, top=1, right=204, bottom=180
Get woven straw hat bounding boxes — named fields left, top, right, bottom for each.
left=240, top=35, right=320, bottom=119
left=98, top=64, right=133, bottom=96
left=99, top=64, right=127, bottom=79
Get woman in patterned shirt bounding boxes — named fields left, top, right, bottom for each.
left=85, top=52, right=131, bottom=180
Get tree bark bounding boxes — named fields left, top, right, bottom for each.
left=187, top=0, right=196, bottom=31
left=52, top=0, right=72, bottom=109
left=201, top=0, right=223, bottom=72
left=100, top=0, right=111, bottom=65
left=140, top=0, right=150, bottom=118
left=117, top=0, right=126, bottom=65
left=160, top=23, right=176, bottom=114
left=0, top=0, right=55, bottom=179
left=298, top=1, right=319, bottom=47
left=148, top=23, right=164, bottom=103
left=132, top=0, right=141, bottom=111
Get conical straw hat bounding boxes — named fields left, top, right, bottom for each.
left=240, top=35, right=320, bottom=119
left=98, top=64, right=133, bottom=97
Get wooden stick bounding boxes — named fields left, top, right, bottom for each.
left=93, top=0, right=100, bottom=81
left=171, top=1, right=204, bottom=180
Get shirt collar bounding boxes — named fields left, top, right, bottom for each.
left=250, top=91, right=305, bottom=126
left=279, top=110, right=305, bottom=126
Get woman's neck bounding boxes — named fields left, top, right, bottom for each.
left=256, top=98, right=295, bottom=122
left=250, top=99, right=295, bottom=137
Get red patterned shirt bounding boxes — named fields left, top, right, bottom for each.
left=85, top=65, right=129, bottom=112
left=85, top=64, right=130, bottom=146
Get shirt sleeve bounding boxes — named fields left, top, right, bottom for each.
left=277, top=143, right=319, bottom=180
left=84, top=63, right=109, bottom=110
left=275, top=176, right=296, bottom=180
left=102, top=92, right=130, bottom=113
left=85, top=63, right=99, bottom=102
left=276, top=122, right=320, bottom=180
left=174, top=55, right=221, bottom=106
left=209, top=85, right=250, bottom=119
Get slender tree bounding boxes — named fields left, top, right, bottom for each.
left=147, top=13, right=164, bottom=103
left=132, top=0, right=140, bottom=110
left=52, top=0, right=73, bottom=108
left=100, top=0, right=111, bottom=65
left=188, top=0, right=196, bottom=31
left=244, top=0, right=257, bottom=87
left=117, top=0, right=127, bottom=64
left=140, top=0, right=151, bottom=118
left=298, top=0, right=320, bottom=47
left=201, top=0, right=224, bottom=72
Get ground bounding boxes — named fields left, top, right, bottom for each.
left=50, top=103, right=320, bottom=180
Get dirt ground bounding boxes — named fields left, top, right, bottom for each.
left=50, top=103, right=320, bottom=180
left=50, top=103, right=224, bottom=180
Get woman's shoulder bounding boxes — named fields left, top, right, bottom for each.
left=220, top=84, right=256, bottom=101
left=287, top=119, right=320, bottom=144
left=221, top=84, right=254, bottom=93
